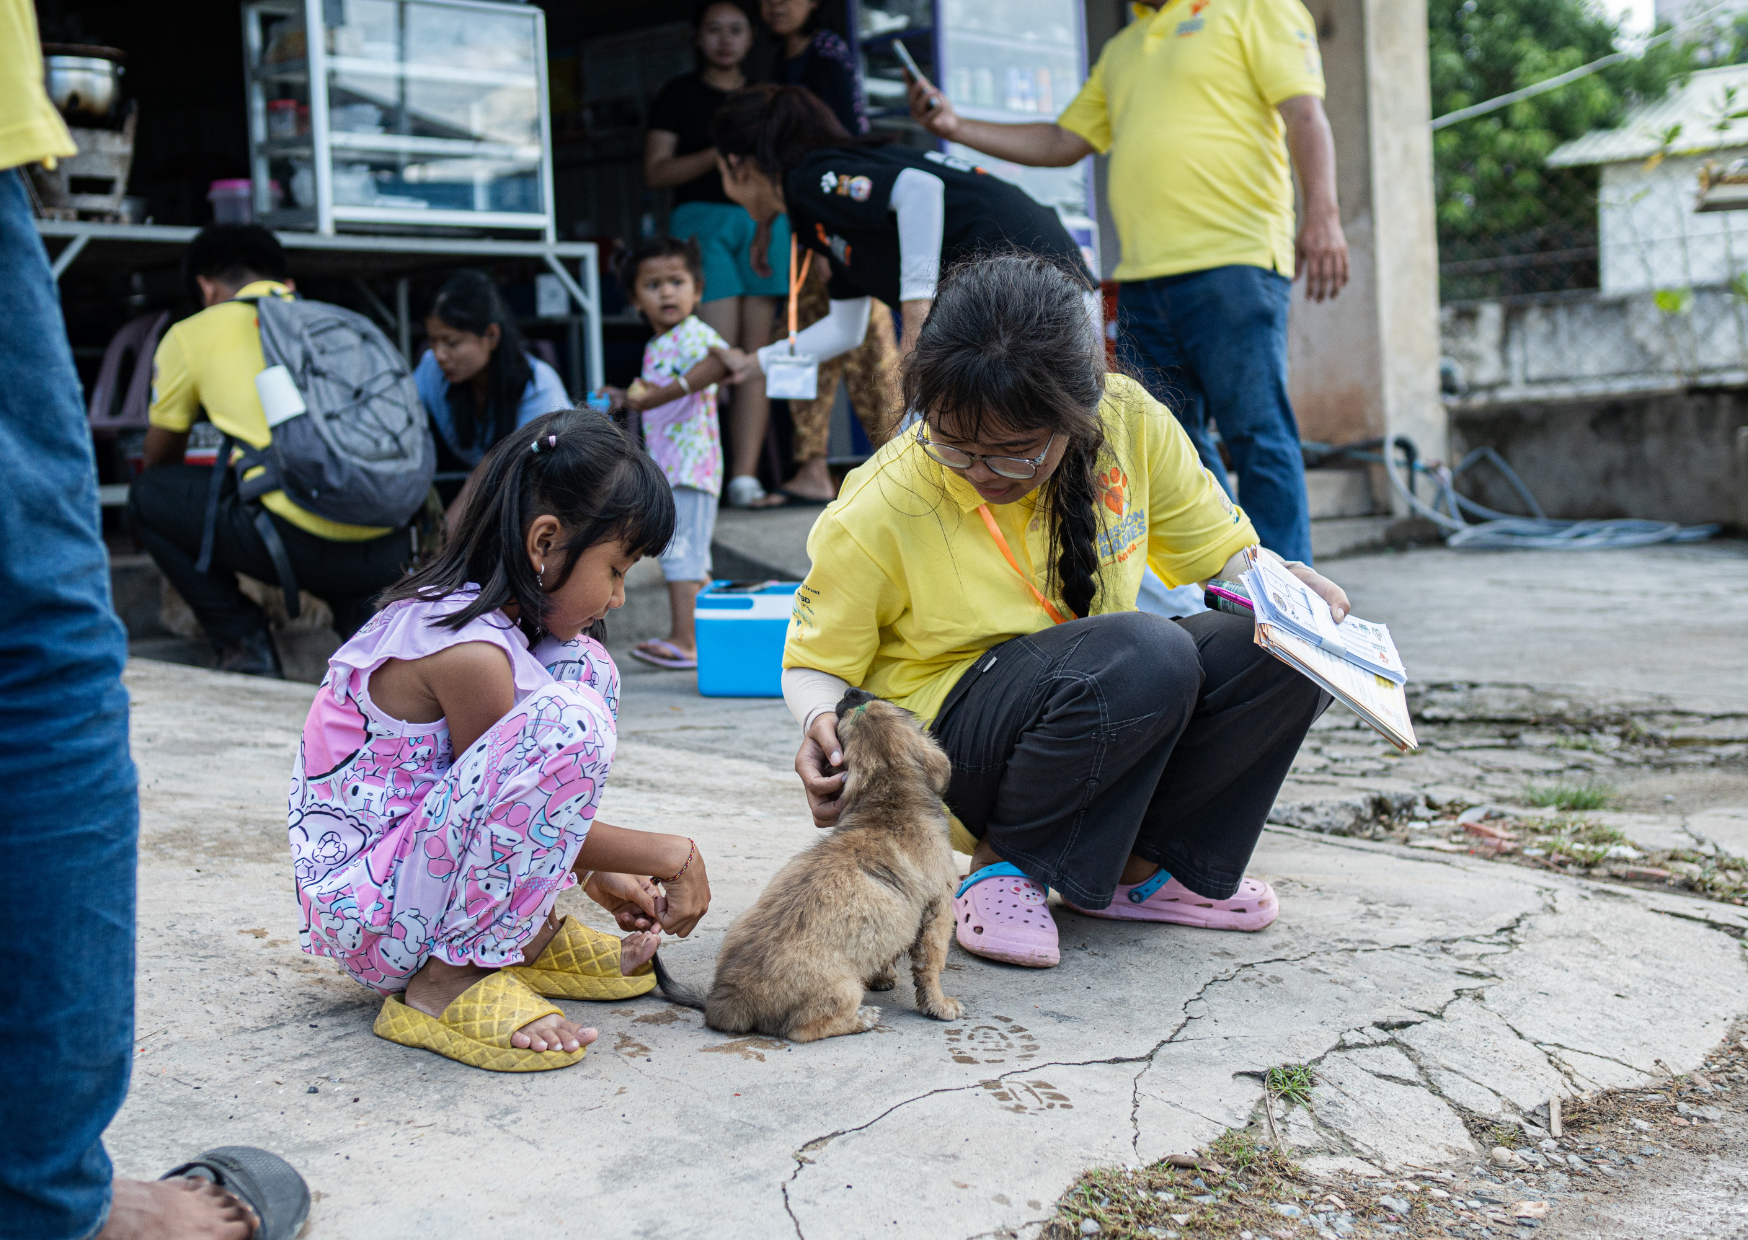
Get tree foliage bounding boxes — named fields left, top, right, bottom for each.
left=1430, top=0, right=1700, bottom=296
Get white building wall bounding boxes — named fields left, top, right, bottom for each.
left=1598, top=151, right=1748, bottom=292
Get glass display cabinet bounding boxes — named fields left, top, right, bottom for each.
left=242, top=0, right=554, bottom=236
left=854, top=0, right=1095, bottom=267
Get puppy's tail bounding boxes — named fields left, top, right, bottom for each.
left=650, top=951, right=707, bottom=1012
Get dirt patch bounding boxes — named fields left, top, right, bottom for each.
left=1036, top=1031, right=1748, bottom=1240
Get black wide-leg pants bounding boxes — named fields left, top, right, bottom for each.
left=931, top=610, right=1329, bottom=910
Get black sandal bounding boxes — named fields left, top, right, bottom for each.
left=161, top=1146, right=311, bottom=1240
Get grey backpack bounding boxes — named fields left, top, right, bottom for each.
left=194, top=294, right=434, bottom=618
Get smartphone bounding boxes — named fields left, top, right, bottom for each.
left=892, top=40, right=938, bottom=109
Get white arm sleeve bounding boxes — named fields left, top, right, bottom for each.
left=756, top=296, right=871, bottom=371
left=890, top=167, right=945, bottom=302
left=782, top=666, right=852, bottom=734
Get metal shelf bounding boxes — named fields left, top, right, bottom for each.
left=40, top=220, right=605, bottom=392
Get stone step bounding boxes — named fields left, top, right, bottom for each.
left=1305, top=468, right=1379, bottom=520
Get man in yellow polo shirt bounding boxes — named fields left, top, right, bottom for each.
left=132, top=224, right=411, bottom=676
left=907, top=0, right=1348, bottom=565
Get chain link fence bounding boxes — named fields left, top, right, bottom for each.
left=1439, top=150, right=1748, bottom=402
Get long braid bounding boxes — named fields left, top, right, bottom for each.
left=1047, top=430, right=1106, bottom=618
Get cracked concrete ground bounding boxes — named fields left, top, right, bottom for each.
left=105, top=542, right=1748, bottom=1238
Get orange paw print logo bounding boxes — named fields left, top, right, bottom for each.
left=1098, top=466, right=1129, bottom=517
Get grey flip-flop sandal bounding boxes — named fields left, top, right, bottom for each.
left=161, top=1145, right=311, bottom=1240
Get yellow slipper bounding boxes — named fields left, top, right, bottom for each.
left=372, top=970, right=588, bottom=1072
left=508, top=914, right=657, bottom=1001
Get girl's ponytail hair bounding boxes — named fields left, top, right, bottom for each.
left=378, top=408, right=675, bottom=643
left=902, top=252, right=1108, bottom=619
left=711, top=83, right=886, bottom=181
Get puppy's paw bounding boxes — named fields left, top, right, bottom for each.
left=855, top=1005, right=882, bottom=1032
left=867, top=966, right=898, bottom=992
left=922, top=994, right=964, bottom=1021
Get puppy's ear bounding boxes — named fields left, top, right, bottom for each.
left=917, top=736, right=951, bottom=797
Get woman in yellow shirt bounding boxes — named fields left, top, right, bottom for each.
left=782, top=254, right=1350, bottom=967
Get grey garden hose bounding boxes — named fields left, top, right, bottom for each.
left=1301, top=438, right=1721, bottom=550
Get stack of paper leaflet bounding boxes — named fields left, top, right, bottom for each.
left=1239, top=557, right=1417, bottom=751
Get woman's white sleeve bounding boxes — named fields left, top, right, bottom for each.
left=782, top=666, right=852, bottom=734
left=755, top=297, right=871, bottom=371
left=891, top=167, right=945, bottom=302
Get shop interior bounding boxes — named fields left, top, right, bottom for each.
left=31, top=0, right=1114, bottom=555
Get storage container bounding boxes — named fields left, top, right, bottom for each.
left=208, top=179, right=254, bottom=223
left=241, top=0, right=554, bottom=237
left=694, top=581, right=800, bottom=698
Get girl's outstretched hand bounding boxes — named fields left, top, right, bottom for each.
left=709, top=345, right=756, bottom=384
left=583, top=871, right=661, bottom=931
left=658, top=849, right=711, bottom=938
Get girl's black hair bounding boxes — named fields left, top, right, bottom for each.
left=711, top=83, right=885, bottom=181
left=692, top=0, right=755, bottom=29
left=378, top=408, right=676, bottom=644
left=426, top=269, right=535, bottom=454
left=903, top=253, right=1109, bottom=620
left=615, top=235, right=706, bottom=305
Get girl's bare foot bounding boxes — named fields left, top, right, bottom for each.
left=620, top=929, right=661, bottom=975
left=99, top=1177, right=256, bottom=1240
left=404, top=957, right=597, bottom=1053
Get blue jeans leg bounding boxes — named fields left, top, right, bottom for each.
left=1116, top=266, right=1314, bottom=563
left=0, top=170, right=139, bottom=1240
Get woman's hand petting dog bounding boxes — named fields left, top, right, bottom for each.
left=797, top=713, right=848, bottom=828
left=583, top=871, right=662, bottom=931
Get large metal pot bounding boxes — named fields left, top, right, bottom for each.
left=44, top=54, right=124, bottom=118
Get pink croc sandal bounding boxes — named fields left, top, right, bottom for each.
left=1064, top=870, right=1278, bottom=931
left=954, top=864, right=1059, bottom=967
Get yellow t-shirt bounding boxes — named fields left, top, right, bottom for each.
left=1057, top=0, right=1325, bottom=282
left=0, top=0, right=77, bottom=171
left=149, top=281, right=390, bottom=541
left=783, top=374, right=1258, bottom=725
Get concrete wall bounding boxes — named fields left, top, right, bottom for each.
left=1287, top=0, right=1445, bottom=510
left=1442, top=287, right=1748, bottom=403
left=1449, top=389, right=1748, bottom=528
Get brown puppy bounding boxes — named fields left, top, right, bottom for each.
left=654, top=687, right=963, bottom=1041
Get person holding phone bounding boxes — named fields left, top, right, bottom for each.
left=904, top=0, right=1348, bottom=566
left=711, top=85, right=1095, bottom=425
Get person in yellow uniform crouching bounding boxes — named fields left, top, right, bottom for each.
left=783, top=254, right=1353, bottom=970
left=131, top=225, right=414, bottom=677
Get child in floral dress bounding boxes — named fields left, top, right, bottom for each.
left=608, top=236, right=736, bottom=671
left=288, top=409, right=712, bottom=1072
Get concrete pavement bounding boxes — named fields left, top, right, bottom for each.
left=106, top=541, right=1748, bottom=1239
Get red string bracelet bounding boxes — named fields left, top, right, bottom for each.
left=660, top=839, right=697, bottom=884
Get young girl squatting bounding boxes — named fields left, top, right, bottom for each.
left=287, top=409, right=712, bottom=1071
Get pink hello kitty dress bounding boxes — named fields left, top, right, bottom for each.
left=288, top=591, right=620, bottom=994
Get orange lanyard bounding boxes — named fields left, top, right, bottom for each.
left=786, top=233, right=814, bottom=345
left=976, top=504, right=1069, bottom=626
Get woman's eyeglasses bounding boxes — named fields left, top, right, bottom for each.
left=917, top=425, right=1056, bottom=480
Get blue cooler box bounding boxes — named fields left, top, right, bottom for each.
left=695, top=581, right=801, bottom=697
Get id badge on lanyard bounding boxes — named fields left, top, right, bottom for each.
left=765, top=233, right=820, bottom=401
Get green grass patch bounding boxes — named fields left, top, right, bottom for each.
left=1665, top=852, right=1748, bottom=905
left=1487, top=1123, right=1522, bottom=1149
left=1524, top=781, right=1616, bottom=811
left=1265, top=1063, right=1316, bottom=1108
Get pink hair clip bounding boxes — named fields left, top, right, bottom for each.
left=530, top=434, right=558, bottom=453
